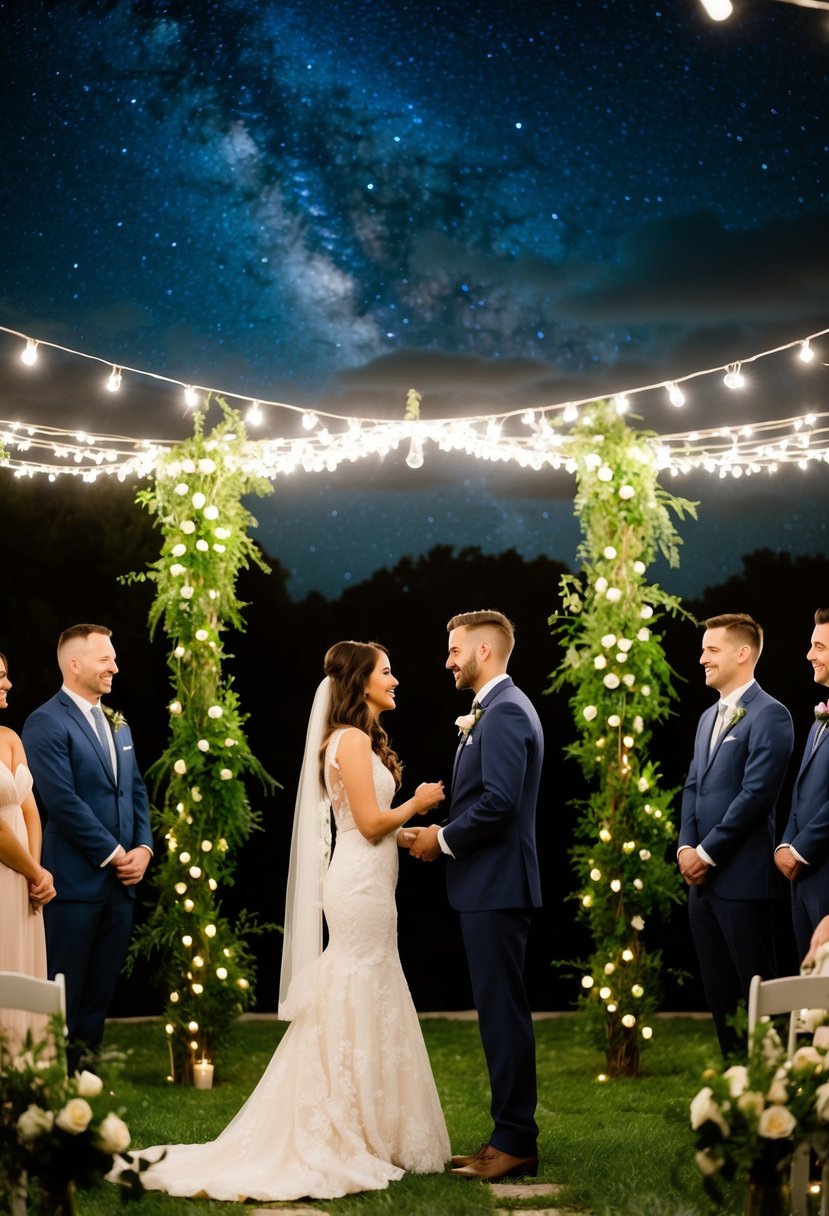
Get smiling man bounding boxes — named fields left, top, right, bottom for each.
left=678, top=612, right=793, bottom=1057
left=23, top=624, right=152, bottom=1072
left=776, top=609, right=829, bottom=960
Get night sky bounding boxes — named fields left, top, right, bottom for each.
left=1, top=0, right=828, bottom=598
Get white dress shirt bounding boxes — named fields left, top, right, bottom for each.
left=438, top=673, right=510, bottom=858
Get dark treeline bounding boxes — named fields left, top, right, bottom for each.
left=1, top=477, right=825, bottom=1015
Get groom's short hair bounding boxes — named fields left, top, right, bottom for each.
left=58, top=623, right=112, bottom=658
left=447, top=610, right=515, bottom=659
left=704, top=613, right=763, bottom=656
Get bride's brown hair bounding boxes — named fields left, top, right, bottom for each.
left=320, top=640, right=402, bottom=787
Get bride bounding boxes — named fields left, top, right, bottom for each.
left=134, top=640, right=450, bottom=1201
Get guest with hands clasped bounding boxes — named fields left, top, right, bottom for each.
left=406, top=610, right=543, bottom=1184
left=775, top=608, right=829, bottom=959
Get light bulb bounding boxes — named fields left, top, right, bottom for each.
left=21, top=338, right=38, bottom=366
left=723, top=364, right=744, bottom=390
left=614, top=394, right=629, bottom=415
left=563, top=403, right=578, bottom=423
left=406, top=434, right=424, bottom=469
left=183, top=385, right=199, bottom=408
left=302, top=412, right=318, bottom=430
left=699, top=0, right=732, bottom=19
left=246, top=401, right=263, bottom=426
left=106, top=366, right=122, bottom=393
left=667, top=382, right=685, bottom=407
left=799, top=340, right=814, bottom=364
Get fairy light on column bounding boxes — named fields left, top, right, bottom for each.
left=125, top=398, right=276, bottom=1083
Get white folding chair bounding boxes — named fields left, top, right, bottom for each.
left=0, top=973, right=66, bottom=1216
left=747, top=973, right=829, bottom=1216
left=0, top=971, right=66, bottom=1019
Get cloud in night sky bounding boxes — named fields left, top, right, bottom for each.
left=0, top=0, right=827, bottom=597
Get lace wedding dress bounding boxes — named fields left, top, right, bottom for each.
left=135, top=728, right=449, bottom=1202
left=0, top=762, right=48, bottom=1052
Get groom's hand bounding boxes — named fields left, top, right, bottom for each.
left=409, top=823, right=441, bottom=862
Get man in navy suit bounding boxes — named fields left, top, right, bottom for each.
left=678, top=613, right=793, bottom=1057
left=23, top=624, right=152, bottom=1071
left=408, top=610, right=543, bottom=1182
left=775, top=608, right=829, bottom=959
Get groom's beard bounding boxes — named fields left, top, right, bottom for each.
left=454, top=658, right=480, bottom=691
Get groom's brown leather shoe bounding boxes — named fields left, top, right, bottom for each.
left=449, top=1142, right=489, bottom=1168
left=451, top=1146, right=539, bottom=1181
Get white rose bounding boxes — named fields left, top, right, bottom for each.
left=690, top=1086, right=729, bottom=1135
left=723, top=1064, right=749, bottom=1097
left=174, top=759, right=187, bottom=775
left=601, top=634, right=617, bottom=648
left=814, top=1026, right=829, bottom=1049
left=637, top=777, right=649, bottom=792
left=792, top=1045, right=824, bottom=1072
left=617, top=638, right=632, bottom=652
left=55, top=1097, right=94, bottom=1134
left=758, top=1104, right=797, bottom=1139
left=637, top=628, right=650, bottom=642
left=815, top=1080, right=829, bottom=1120
left=619, top=484, right=635, bottom=499
left=597, top=465, right=613, bottom=481
left=181, top=459, right=196, bottom=473
left=695, top=1148, right=722, bottom=1176
left=603, top=546, right=617, bottom=559
left=213, top=544, right=226, bottom=553
left=203, top=505, right=219, bottom=520
left=191, top=492, right=206, bottom=509
left=196, top=539, right=210, bottom=552
left=803, top=1010, right=828, bottom=1033
left=623, top=674, right=636, bottom=687
left=220, top=768, right=233, bottom=780
left=208, top=706, right=223, bottom=719
left=595, top=576, right=608, bottom=594
left=767, top=1068, right=789, bottom=1104
left=171, top=543, right=187, bottom=557
left=214, top=527, right=231, bottom=540
left=605, top=587, right=622, bottom=603
left=640, top=684, right=651, bottom=696
left=603, top=673, right=621, bottom=689
left=608, top=714, right=621, bottom=728
left=633, top=715, right=644, bottom=732
left=96, top=1112, right=131, bottom=1154
left=737, top=1090, right=765, bottom=1118
left=594, top=655, right=608, bottom=669
left=75, top=1069, right=103, bottom=1098
left=180, top=585, right=194, bottom=600
left=174, top=482, right=189, bottom=496
left=17, top=1103, right=54, bottom=1141
left=170, top=563, right=185, bottom=577
left=631, top=915, right=645, bottom=931
left=197, top=739, right=210, bottom=752
left=180, top=520, right=196, bottom=534
left=197, top=458, right=216, bottom=474
left=583, top=705, right=598, bottom=721
left=640, top=605, right=654, bottom=620
left=195, top=629, right=209, bottom=642
left=633, top=560, right=646, bottom=574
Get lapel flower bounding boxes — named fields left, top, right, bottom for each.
left=726, top=705, right=747, bottom=730
left=815, top=702, right=829, bottom=723
left=102, top=705, right=127, bottom=732
left=455, top=704, right=484, bottom=738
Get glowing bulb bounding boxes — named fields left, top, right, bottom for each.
left=21, top=338, right=38, bottom=366
left=799, top=340, right=814, bottom=364
left=216, top=966, right=228, bottom=980
left=302, top=412, right=318, bottom=430
left=723, top=364, right=744, bottom=390
left=406, top=434, right=424, bottom=469
left=642, top=1025, right=653, bottom=1040
left=563, top=403, right=578, bottom=423
left=106, top=366, right=122, bottom=393
left=246, top=400, right=263, bottom=426
left=699, top=0, right=732, bottom=18
left=183, top=385, right=199, bottom=408
left=581, top=975, right=595, bottom=989
left=614, top=393, right=629, bottom=415
left=205, top=923, right=217, bottom=937
left=182, top=935, right=193, bottom=947
left=666, top=382, right=685, bottom=407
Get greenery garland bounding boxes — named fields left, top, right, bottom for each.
left=550, top=401, right=697, bottom=1077
left=126, top=400, right=275, bottom=1082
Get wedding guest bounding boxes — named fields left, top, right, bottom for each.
left=22, top=625, right=152, bottom=1072
left=408, top=610, right=543, bottom=1182
left=775, top=608, right=829, bottom=958
left=678, top=613, right=793, bottom=1056
left=0, top=651, right=56, bottom=1050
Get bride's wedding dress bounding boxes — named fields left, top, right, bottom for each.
left=136, top=727, right=450, bottom=1202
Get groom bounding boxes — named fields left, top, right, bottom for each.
left=23, top=624, right=153, bottom=1071
left=409, top=610, right=543, bottom=1181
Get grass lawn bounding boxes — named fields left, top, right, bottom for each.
left=73, top=1014, right=737, bottom=1215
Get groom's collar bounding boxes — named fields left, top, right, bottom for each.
left=474, top=673, right=510, bottom=705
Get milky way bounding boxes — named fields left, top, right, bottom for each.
left=1, top=0, right=828, bottom=596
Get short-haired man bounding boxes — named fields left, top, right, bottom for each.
left=776, top=608, right=829, bottom=959
left=408, top=610, right=543, bottom=1181
left=678, top=613, right=793, bottom=1056
left=23, top=625, right=152, bottom=1071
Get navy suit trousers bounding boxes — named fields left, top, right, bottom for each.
left=460, top=908, right=538, bottom=1157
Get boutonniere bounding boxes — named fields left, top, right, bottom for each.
left=455, top=705, right=484, bottom=738
left=726, top=706, right=747, bottom=729
left=102, top=705, right=127, bottom=732
left=815, top=702, right=829, bottom=723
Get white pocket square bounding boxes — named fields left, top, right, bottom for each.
left=722, top=735, right=738, bottom=743
left=120, top=744, right=133, bottom=751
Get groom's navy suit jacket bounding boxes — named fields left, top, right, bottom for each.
left=23, top=691, right=152, bottom=901
left=443, top=677, right=543, bottom=912
left=780, top=715, right=829, bottom=944
left=679, top=681, right=793, bottom=901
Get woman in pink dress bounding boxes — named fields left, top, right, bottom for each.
left=0, top=652, right=56, bottom=1050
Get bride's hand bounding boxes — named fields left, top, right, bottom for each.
left=413, top=781, right=445, bottom=815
